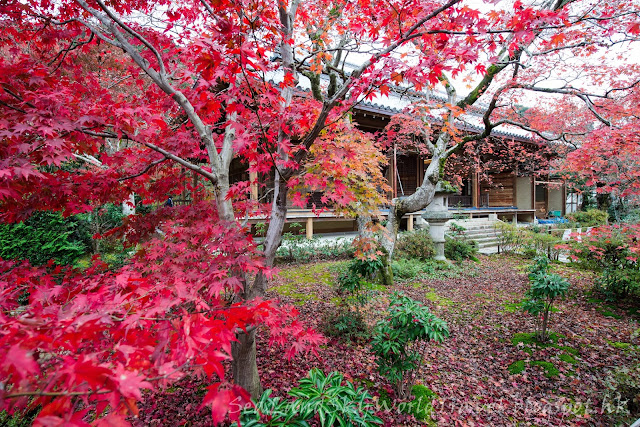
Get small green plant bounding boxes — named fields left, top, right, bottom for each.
left=448, top=222, right=466, bottom=237
left=394, top=229, right=435, bottom=261
left=337, top=255, right=385, bottom=308
left=391, top=258, right=429, bottom=279
left=596, top=266, right=640, bottom=301
left=370, top=293, right=449, bottom=398
left=239, top=368, right=383, bottom=426
left=602, top=363, right=640, bottom=425
left=444, top=236, right=478, bottom=262
left=566, top=209, right=608, bottom=227
left=254, top=221, right=267, bottom=236
left=521, top=257, right=570, bottom=342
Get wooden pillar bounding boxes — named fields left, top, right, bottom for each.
left=306, top=217, right=313, bottom=240
left=561, top=181, right=566, bottom=216
left=391, top=145, right=397, bottom=198
left=531, top=177, right=535, bottom=210
left=249, top=171, right=258, bottom=201
left=512, top=170, right=517, bottom=208
left=408, top=214, right=414, bottom=231
left=472, top=172, right=479, bottom=208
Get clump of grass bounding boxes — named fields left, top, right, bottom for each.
left=559, top=353, right=578, bottom=364
left=425, top=290, right=455, bottom=306
left=511, top=331, right=564, bottom=347
left=609, top=341, right=632, bottom=349
left=531, top=361, right=560, bottom=378
left=508, top=360, right=526, bottom=375
left=406, top=384, right=438, bottom=422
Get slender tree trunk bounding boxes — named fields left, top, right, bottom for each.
left=231, top=173, right=288, bottom=398
left=382, top=158, right=440, bottom=258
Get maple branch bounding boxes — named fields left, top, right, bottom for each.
left=0, top=99, right=27, bottom=114
left=48, top=32, right=95, bottom=74
left=117, top=157, right=169, bottom=181
left=290, top=0, right=463, bottom=173
left=73, top=153, right=107, bottom=169
left=528, top=41, right=591, bottom=56
left=506, top=83, right=614, bottom=127
left=198, top=0, right=216, bottom=16
left=73, top=0, right=224, bottom=178
left=106, top=75, right=133, bottom=90
left=79, top=129, right=219, bottom=183
left=93, top=0, right=168, bottom=78
left=490, top=119, right=588, bottom=143
left=140, top=141, right=219, bottom=183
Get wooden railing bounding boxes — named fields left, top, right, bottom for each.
left=447, top=194, right=489, bottom=208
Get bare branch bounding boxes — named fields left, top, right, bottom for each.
left=117, top=157, right=169, bottom=181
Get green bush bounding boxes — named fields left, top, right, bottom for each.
left=371, top=293, right=449, bottom=398
left=596, top=266, right=640, bottom=301
left=395, top=229, right=435, bottom=261
left=239, top=368, right=382, bottom=426
left=0, top=211, right=88, bottom=266
left=444, top=236, right=478, bottom=262
left=275, top=237, right=354, bottom=263
left=521, top=257, right=570, bottom=341
left=496, top=223, right=563, bottom=260
left=566, top=209, right=608, bottom=227
left=391, top=258, right=429, bottom=279
left=602, top=363, right=640, bottom=425
left=0, top=408, right=40, bottom=427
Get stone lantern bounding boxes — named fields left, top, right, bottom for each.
left=421, top=182, right=457, bottom=261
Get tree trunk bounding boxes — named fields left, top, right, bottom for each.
left=382, top=163, right=440, bottom=258
left=231, top=329, right=261, bottom=397
left=231, top=173, right=289, bottom=398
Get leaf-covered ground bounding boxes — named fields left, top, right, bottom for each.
left=137, top=254, right=639, bottom=426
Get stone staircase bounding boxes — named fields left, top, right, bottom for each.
left=446, top=219, right=504, bottom=250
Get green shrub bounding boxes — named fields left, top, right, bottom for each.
left=566, top=209, right=608, bottom=227
left=395, top=229, right=435, bottom=261
left=0, top=408, right=40, bottom=427
left=522, top=257, right=570, bottom=341
left=597, top=266, right=640, bottom=301
left=0, top=211, right=88, bottom=266
left=391, top=258, right=429, bottom=279
left=239, top=368, right=382, bottom=426
left=496, top=223, right=563, bottom=260
left=602, top=363, right=640, bottom=425
left=444, top=236, right=478, bottom=262
left=75, top=203, right=124, bottom=254
left=371, top=293, right=449, bottom=398
left=275, top=237, right=354, bottom=263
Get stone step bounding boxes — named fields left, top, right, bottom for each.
left=478, top=240, right=502, bottom=249
left=459, top=228, right=502, bottom=236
